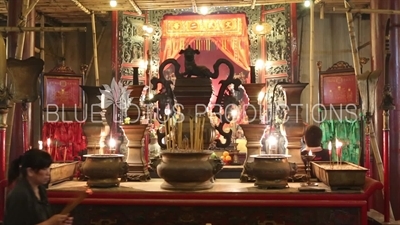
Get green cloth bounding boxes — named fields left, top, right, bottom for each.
left=320, top=120, right=361, bottom=164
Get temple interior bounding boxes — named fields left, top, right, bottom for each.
left=0, top=0, right=400, bottom=224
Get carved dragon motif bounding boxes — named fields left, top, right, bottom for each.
left=150, top=45, right=241, bottom=149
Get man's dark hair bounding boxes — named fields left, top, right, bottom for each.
left=303, top=125, right=322, bottom=147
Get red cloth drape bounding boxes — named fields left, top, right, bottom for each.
left=160, top=14, right=250, bottom=78
left=42, top=122, right=86, bottom=161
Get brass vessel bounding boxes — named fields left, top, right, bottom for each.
left=156, top=150, right=223, bottom=190
left=252, top=154, right=291, bottom=189
left=82, top=154, right=128, bottom=188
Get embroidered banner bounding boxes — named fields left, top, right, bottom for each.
left=162, top=14, right=247, bottom=38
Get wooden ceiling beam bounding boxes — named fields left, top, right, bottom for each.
left=251, top=0, right=256, bottom=9
left=127, top=0, right=142, bottom=15
left=191, top=0, right=198, bottom=13
left=70, top=0, right=91, bottom=14
left=3, top=0, right=7, bottom=12
left=333, top=7, right=400, bottom=15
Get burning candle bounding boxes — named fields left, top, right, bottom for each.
left=328, top=141, right=332, bottom=168
left=328, top=141, right=332, bottom=155
left=38, top=141, right=43, bottom=150
left=308, top=150, right=313, bottom=156
left=230, top=109, right=238, bottom=137
left=46, top=138, right=52, bottom=156
left=109, top=138, right=116, bottom=150
left=101, top=94, right=105, bottom=109
left=335, top=138, right=343, bottom=166
left=267, top=135, right=277, bottom=154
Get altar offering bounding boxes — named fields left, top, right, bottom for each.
left=49, top=161, right=79, bottom=187
left=311, top=161, right=368, bottom=190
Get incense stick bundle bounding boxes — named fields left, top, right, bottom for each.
left=170, top=118, right=175, bottom=150
left=60, top=189, right=93, bottom=215
left=200, top=116, right=205, bottom=150
left=178, top=117, right=182, bottom=149
left=190, top=116, right=193, bottom=150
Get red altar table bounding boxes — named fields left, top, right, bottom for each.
left=48, top=178, right=382, bottom=225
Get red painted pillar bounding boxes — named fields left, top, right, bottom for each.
left=389, top=0, right=400, bottom=220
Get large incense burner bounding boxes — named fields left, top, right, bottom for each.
left=157, top=150, right=222, bottom=190
left=252, top=154, right=291, bottom=189
left=82, top=154, right=128, bottom=188
left=148, top=46, right=239, bottom=190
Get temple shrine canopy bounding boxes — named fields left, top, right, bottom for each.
left=2, top=0, right=400, bottom=224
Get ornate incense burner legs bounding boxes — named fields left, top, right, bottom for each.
left=301, top=155, right=318, bottom=187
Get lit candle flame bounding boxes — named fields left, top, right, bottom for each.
left=47, top=138, right=51, bottom=147
left=335, top=138, right=343, bottom=147
left=257, top=91, right=265, bottom=102
left=38, top=141, right=43, bottom=150
left=308, top=150, right=313, bottom=156
left=109, top=138, right=116, bottom=149
left=328, top=141, right=332, bottom=151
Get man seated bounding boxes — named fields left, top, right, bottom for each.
left=301, top=125, right=330, bottom=164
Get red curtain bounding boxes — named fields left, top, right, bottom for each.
left=160, top=14, right=250, bottom=78
left=42, top=122, right=86, bottom=161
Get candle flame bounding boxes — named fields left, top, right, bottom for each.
left=335, top=138, right=343, bottom=147
left=328, top=141, right=332, bottom=151
left=38, top=141, right=43, bottom=150
left=308, top=150, right=313, bottom=156
left=257, top=91, right=265, bottom=102
left=47, top=138, right=51, bottom=147
left=109, top=138, right=116, bottom=149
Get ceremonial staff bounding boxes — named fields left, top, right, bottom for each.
left=381, top=19, right=395, bottom=223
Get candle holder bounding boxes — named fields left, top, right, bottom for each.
left=231, top=142, right=240, bottom=165
left=98, top=109, right=110, bottom=154
left=301, top=154, right=318, bottom=187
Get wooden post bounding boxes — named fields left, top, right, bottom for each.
left=0, top=27, right=87, bottom=32
left=344, top=1, right=361, bottom=76
left=87, top=26, right=106, bottom=76
left=308, top=0, right=315, bottom=124
left=334, top=7, right=400, bottom=15
left=91, top=12, right=100, bottom=86
left=15, top=0, right=29, bottom=60
left=40, top=16, right=45, bottom=60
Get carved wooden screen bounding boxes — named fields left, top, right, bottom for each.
left=119, top=12, right=146, bottom=85
left=263, top=4, right=292, bottom=81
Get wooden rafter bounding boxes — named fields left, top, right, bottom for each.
left=0, top=0, right=372, bottom=24
left=16, top=0, right=40, bottom=27
left=3, top=0, right=7, bottom=12
left=71, top=0, right=91, bottom=14
left=127, top=0, right=142, bottom=15
left=333, top=7, right=400, bottom=15
left=0, top=27, right=87, bottom=32
left=251, top=0, right=257, bottom=10
left=191, top=0, right=197, bottom=13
